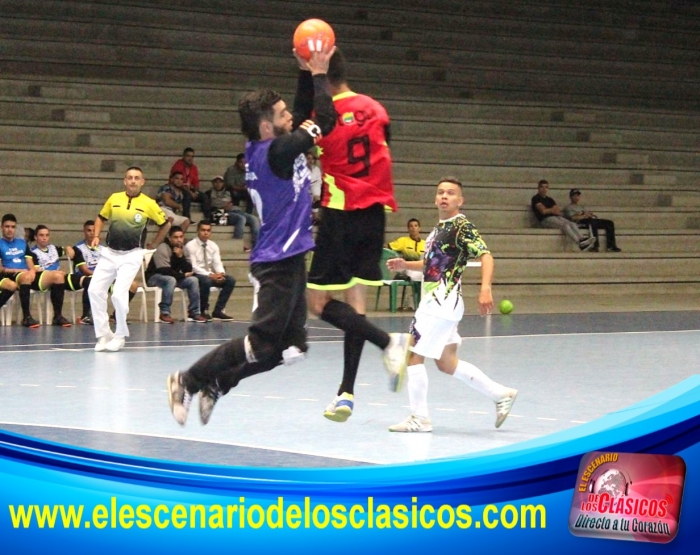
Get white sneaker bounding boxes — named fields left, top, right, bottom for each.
left=104, top=336, right=125, bottom=352
left=323, top=392, right=354, bottom=422
left=94, top=333, right=114, bottom=352
left=383, top=333, right=412, bottom=392
left=495, top=388, right=518, bottom=428
left=167, top=372, right=192, bottom=426
left=389, top=414, right=433, bottom=433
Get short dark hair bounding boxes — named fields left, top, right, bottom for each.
left=25, top=227, right=36, bottom=242
left=197, top=220, right=213, bottom=230
left=236, top=153, right=245, bottom=162
left=125, top=166, right=143, bottom=175
left=2, top=213, right=17, bottom=224
left=538, top=179, right=549, bottom=187
left=169, top=225, right=184, bottom=236
left=238, top=89, right=283, bottom=141
left=437, top=176, right=463, bottom=191
left=35, top=224, right=49, bottom=234
left=183, top=148, right=195, bottom=156
left=327, top=48, right=348, bottom=88
left=407, top=218, right=420, bottom=227
left=83, top=220, right=95, bottom=228
left=170, top=171, right=184, bottom=179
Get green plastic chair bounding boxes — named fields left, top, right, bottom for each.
left=375, top=249, right=421, bottom=313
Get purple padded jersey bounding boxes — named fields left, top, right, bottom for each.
left=245, top=139, right=314, bottom=263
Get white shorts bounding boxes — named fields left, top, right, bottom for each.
left=161, top=206, right=189, bottom=227
left=409, top=310, right=462, bottom=360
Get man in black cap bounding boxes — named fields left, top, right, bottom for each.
left=564, top=189, right=621, bottom=252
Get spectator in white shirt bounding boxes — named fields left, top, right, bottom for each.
left=183, top=221, right=236, bottom=321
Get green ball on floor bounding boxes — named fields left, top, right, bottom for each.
left=499, top=299, right=514, bottom=315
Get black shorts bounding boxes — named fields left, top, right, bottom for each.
left=308, top=203, right=385, bottom=290
left=0, top=271, right=15, bottom=287
left=66, top=271, right=88, bottom=291
left=14, top=270, right=51, bottom=291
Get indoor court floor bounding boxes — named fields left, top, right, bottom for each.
left=1, top=311, right=698, bottom=467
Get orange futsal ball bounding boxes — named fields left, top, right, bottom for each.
left=293, top=19, right=335, bottom=60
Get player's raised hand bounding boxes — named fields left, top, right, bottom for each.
left=295, top=43, right=336, bottom=76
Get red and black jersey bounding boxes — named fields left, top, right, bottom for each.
left=318, top=91, right=397, bottom=212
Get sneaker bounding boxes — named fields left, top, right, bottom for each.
left=579, top=237, right=597, bottom=252
left=201, top=312, right=213, bottom=322
left=21, top=316, right=40, bottom=329
left=79, top=315, right=93, bottom=325
left=52, top=315, right=72, bottom=327
left=389, top=414, right=433, bottom=433
left=167, top=372, right=192, bottom=426
left=495, top=389, right=518, bottom=429
left=187, top=313, right=207, bottom=323
left=608, top=246, right=622, bottom=253
left=94, top=332, right=114, bottom=352
left=109, top=313, right=117, bottom=323
left=104, top=336, right=125, bottom=352
left=199, top=385, right=222, bottom=425
left=383, top=333, right=412, bottom=392
left=212, top=310, right=234, bottom=321
left=323, top=392, right=354, bottom=422
left=159, top=314, right=175, bottom=324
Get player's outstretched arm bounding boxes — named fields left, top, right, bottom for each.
left=477, top=253, right=494, bottom=316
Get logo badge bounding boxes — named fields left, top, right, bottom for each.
left=569, top=451, right=686, bottom=543
left=342, top=112, right=355, bottom=125
left=134, top=213, right=143, bottom=224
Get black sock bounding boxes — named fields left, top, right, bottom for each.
left=50, top=284, right=65, bottom=317
left=19, top=284, right=31, bottom=318
left=82, top=288, right=91, bottom=317
left=128, top=291, right=135, bottom=303
left=0, top=289, right=13, bottom=310
left=320, top=299, right=390, bottom=350
left=339, top=329, right=366, bottom=396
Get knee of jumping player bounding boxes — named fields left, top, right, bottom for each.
left=306, top=289, right=330, bottom=316
left=245, top=334, right=283, bottom=372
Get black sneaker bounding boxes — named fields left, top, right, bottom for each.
left=201, top=312, right=213, bottom=322
left=52, top=315, right=72, bottom=327
left=199, top=385, right=222, bottom=425
left=22, top=316, right=40, bottom=328
left=79, top=315, right=93, bottom=325
left=187, top=313, right=208, bottom=323
left=608, top=246, right=622, bottom=252
left=212, top=310, right=234, bottom=321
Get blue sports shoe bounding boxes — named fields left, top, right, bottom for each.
left=323, top=392, right=354, bottom=422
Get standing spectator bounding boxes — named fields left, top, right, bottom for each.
left=386, top=178, right=517, bottom=433
left=146, top=226, right=207, bottom=323
left=299, top=48, right=412, bottom=422
left=204, top=176, right=260, bottom=251
left=531, top=180, right=596, bottom=251
left=306, top=149, right=322, bottom=224
left=223, top=153, right=253, bottom=214
left=564, top=189, right=621, bottom=252
left=170, top=148, right=201, bottom=219
left=156, top=172, right=191, bottom=233
left=183, top=221, right=235, bottom=321
left=0, top=214, right=71, bottom=327
left=89, top=167, right=170, bottom=352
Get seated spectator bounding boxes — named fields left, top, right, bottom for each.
left=71, top=220, right=139, bottom=325
left=531, top=180, right=596, bottom=252
left=157, top=172, right=191, bottom=233
left=0, top=262, right=18, bottom=311
left=204, top=176, right=260, bottom=252
left=183, top=221, right=236, bottom=321
left=0, top=215, right=71, bottom=327
left=223, top=153, right=253, bottom=214
left=388, top=218, right=425, bottom=281
left=564, top=189, right=621, bottom=252
left=145, top=226, right=207, bottom=323
left=170, top=147, right=201, bottom=219
left=306, top=149, right=322, bottom=224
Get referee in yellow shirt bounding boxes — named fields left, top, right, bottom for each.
left=89, top=167, right=170, bottom=352
left=388, top=218, right=425, bottom=281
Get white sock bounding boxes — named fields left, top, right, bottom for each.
left=453, top=360, right=507, bottom=402
left=407, top=364, right=429, bottom=419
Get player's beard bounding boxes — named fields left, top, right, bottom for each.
left=273, top=124, right=290, bottom=137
